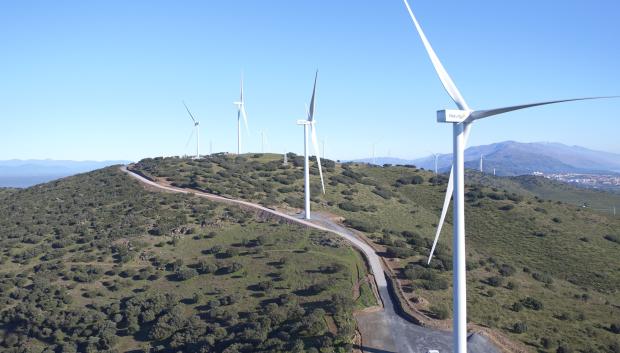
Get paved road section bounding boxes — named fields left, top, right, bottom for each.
left=121, top=166, right=500, bottom=353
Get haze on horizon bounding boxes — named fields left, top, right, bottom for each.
left=1, top=0, right=619, bottom=162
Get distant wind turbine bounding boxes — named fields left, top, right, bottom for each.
left=402, top=1, right=618, bottom=352
left=233, top=75, right=249, bottom=154
left=479, top=154, right=483, bottom=173
left=297, top=71, right=326, bottom=220
left=182, top=101, right=200, bottom=159
left=260, top=130, right=268, bottom=153
left=426, top=151, right=439, bottom=174
left=372, top=143, right=376, bottom=165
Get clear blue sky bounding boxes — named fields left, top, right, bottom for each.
left=1, top=0, right=619, bottom=161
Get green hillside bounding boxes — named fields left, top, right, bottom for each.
left=0, top=167, right=374, bottom=353
left=132, top=154, right=620, bottom=353
left=466, top=172, right=620, bottom=212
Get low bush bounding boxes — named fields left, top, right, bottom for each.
left=430, top=304, right=450, bottom=319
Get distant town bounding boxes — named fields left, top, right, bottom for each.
left=533, top=171, right=620, bottom=191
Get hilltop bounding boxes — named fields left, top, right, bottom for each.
left=0, top=159, right=131, bottom=188
left=132, top=154, right=620, bottom=353
left=0, top=167, right=373, bottom=352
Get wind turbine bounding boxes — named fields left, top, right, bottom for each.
left=182, top=101, right=200, bottom=159
left=479, top=154, right=483, bottom=173
left=233, top=75, right=249, bottom=155
left=427, top=150, right=439, bottom=174
left=402, top=1, right=617, bottom=352
left=372, top=143, right=376, bottom=165
left=297, top=71, right=326, bottom=220
left=260, top=130, right=269, bottom=153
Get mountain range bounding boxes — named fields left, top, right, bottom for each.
left=0, top=159, right=131, bottom=187
left=353, top=141, right=620, bottom=176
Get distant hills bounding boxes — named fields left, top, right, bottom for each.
left=0, top=159, right=131, bottom=187
left=353, top=141, right=620, bottom=176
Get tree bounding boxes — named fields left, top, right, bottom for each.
left=175, top=267, right=198, bottom=281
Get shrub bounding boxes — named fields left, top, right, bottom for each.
left=486, top=276, right=504, bottom=287
left=372, top=187, right=393, bottom=200
left=604, top=234, right=620, bottom=244
left=386, top=246, right=414, bottom=259
left=611, top=322, right=620, bottom=334
left=344, top=219, right=378, bottom=233
left=307, top=281, right=329, bottom=295
left=338, top=201, right=361, bottom=212
left=411, top=175, right=424, bottom=184
left=556, top=344, right=572, bottom=353
left=532, top=272, right=554, bottom=284
left=506, top=281, right=518, bottom=290
left=422, top=278, right=449, bottom=291
left=511, top=302, right=523, bottom=312
left=513, top=322, right=528, bottom=333
left=430, top=304, right=450, bottom=319
left=498, top=204, right=514, bottom=211
left=499, top=264, right=516, bottom=277
left=175, top=267, right=198, bottom=281
left=521, top=297, right=544, bottom=310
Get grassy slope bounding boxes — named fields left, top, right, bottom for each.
left=467, top=172, right=620, bottom=212
left=132, top=154, right=620, bottom=353
left=0, top=167, right=374, bottom=353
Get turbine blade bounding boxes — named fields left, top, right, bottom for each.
left=428, top=123, right=472, bottom=264
left=402, top=0, right=470, bottom=111
left=428, top=170, right=453, bottom=264
left=240, top=76, right=244, bottom=102
left=308, top=71, right=318, bottom=121
left=310, top=124, right=326, bottom=194
left=184, top=128, right=195, bottom=149
left=241, top=105, right=249, bottom=134
left=182, top=101, right=197, bottom=124
left=467, top=96, right=619, bottom=122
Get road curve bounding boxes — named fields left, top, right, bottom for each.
left=121, top=166, right=499, bottom=353
left=121, top=166, right=386, bottom=286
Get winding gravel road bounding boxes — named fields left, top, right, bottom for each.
left=121, top=166, right=499, bottom=353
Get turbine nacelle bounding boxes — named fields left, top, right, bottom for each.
left=296, top=119, right=314, bottom=125
left=437, top=109, right=471, bottom=123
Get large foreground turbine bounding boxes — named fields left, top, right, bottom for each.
left=182, top=101, right=200, bottom=159
left=233, top=76, right=249, bottom=155
left=402, top=1, right=616, bottom=352
left=297, top=72, right=326, bottom=220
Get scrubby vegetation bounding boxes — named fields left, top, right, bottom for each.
left=0, top=167, right=374, bottom=352
left=132, top=154, right=620, bottom=352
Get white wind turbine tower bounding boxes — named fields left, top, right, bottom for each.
left=427, top=151, right=439, bottom=174
left=479, top=154, right=483, bottom=173
left=260, top=130, right=269, bottom=153
left=297, top=71, right=326, bottom=220
left=182, top=101, right=200, bottom=159
left=402, top=1, right=617, bottom=352
left=233, top=76, right=249, bottom=155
